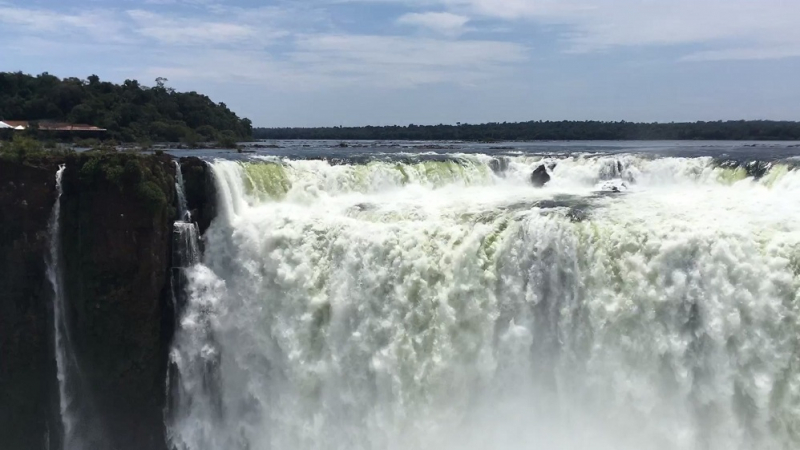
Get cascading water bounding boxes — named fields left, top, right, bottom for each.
left=175, top=161, right=192, bottom=223
left=167, top=160, right=206, bottom=445
left=168, top=153, right=800, bottom=450
left=172, top=161, right=201, bottom=272
left=46, top=165, right=80, bottom=450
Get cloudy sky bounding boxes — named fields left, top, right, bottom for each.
left=2, top=0, right=800, bottom=126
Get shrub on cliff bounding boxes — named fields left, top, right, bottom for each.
left=73, top=154, right=173, bottom=214
left=0, top=134, right=73, bottom=162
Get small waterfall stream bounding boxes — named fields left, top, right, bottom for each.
left=46, top=165, right=80, bottom=450
left=173, top=161, right=201, bottom=271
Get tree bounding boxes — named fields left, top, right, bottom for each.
left=217, top=130, right=239, bottom=148
left=0, top=72, right=253, bottom=143
left=252, top=120, right=800, bottom=141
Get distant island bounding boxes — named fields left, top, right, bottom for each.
left=255, top=120, right=800, bottom=141
left=0, top=72, right=252, bottom=145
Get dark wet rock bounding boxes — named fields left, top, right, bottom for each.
left=745, top=161, right=771, bottom=179
left=716, top=159, right=772, bottom=180
left=530, top=164, right=551, bottom=187
left=599, top=180, right=628, bottom=193
left=0, top=153, right=178, bottom=450
left=0, top=158, right=62, bottom=450
left=180, top=157, right=216, bottom=235
left=489, top=157, right=510, bottom=175
left=415, top=144, right=453, bottom=150
left=567, top=208, right=588, bottom=222
left=599, top=159, right=625, bottom=180
left=59, top=153, right=176, bottom=450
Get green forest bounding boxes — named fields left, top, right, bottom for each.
left=0, top=72, right=252, bottom=143
left=255, top=120, right=800, bottom=141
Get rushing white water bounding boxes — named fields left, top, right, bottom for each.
left=169, top=154, right=800, bottom=450
left=46, top=165, right=80, bottom=450
left=168, top=160, right=205, bottom=443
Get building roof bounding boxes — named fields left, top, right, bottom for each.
left=0, top=121, right=106, bottom=131
left=1, top=121, right=29, bottom=129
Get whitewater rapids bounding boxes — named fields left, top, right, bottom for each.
left=168, top=153, right=800, bottom=450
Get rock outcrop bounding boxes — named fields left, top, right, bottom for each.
left=531, top=164, right=551, bottom=187
left=179, top=157, right=216, bottom=235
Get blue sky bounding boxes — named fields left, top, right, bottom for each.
left=2, top=0, right=800, bottom=127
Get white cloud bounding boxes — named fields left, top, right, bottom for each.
left=342, top=0, right=800, bottom=61
left=0, top=5, right=126, bottom=41
left=147, top=34, right=526, bottom=89
left=397, top=11, right=469, bottom=36
left=296, top=34, right=522, bottom=66
left=682, top=46, right=800, bottom=62
left=292, top=34, right=525, bottom=87
left=126, top=10, right=261, bottom=45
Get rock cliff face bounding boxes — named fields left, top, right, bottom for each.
left=59, top=153, right=177, bottom=450
left=179, top=156, right=216, bottom=235
left=0, top=153, right=182, bottom=450
left=0, top=158, right=61, bottom=450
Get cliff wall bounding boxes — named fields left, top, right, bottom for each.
left=0, top=158, right=61, bottom=450
left=0, top=152, right=188, bottom=450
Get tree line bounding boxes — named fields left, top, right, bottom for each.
left=0, top=72, right=252, bottom=143
left=254, top=120, right=800, bottom=141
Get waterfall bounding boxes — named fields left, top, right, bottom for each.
left=46, top=165, right=80, bottom=450
left=168, top=154, right=800, bottom=450
left=167, top=160, right=206, bottom=447
left=171, top=160, right=202, bottom=290
left=175, top=161, right=192, bottom=223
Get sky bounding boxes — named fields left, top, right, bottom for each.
left=2, top=0, right=800, bottom=127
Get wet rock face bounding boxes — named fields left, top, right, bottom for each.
left=531, top=164, right=551, bottom=187
left=489, top=157, right=510, bottom=175
left=0, top=159, right=62, bottom=450
left=59, top=153, right=176, bottom=450
left=180, top=156, right=216, bottom=235
left=0, top=153, right=183, bottom=450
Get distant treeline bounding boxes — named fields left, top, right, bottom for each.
left=254, top=120, right=800, bottom=141
left=0, top=72, right=252, bottom=143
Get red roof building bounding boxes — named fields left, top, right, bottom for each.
left=0, top=121, right=106, bottom=131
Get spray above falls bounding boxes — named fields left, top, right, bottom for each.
left=167, top=153, right=800, bottom=450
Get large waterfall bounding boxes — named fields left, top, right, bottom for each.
left=168, top=153, right=800, bottom=450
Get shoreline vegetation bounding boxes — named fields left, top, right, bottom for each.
left=0, top=135, right=246, bottom=161
left=5, top=72, right=800, bottom=146
left=254, top=120, right=800, bottom=141
left=0, top=72, right=252, bottom=145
